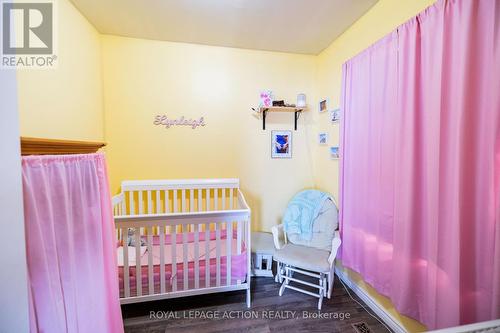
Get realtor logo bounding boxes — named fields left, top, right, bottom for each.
left=1, top=0, right=57, bottom=68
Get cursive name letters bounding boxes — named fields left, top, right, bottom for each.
left=154, top=115, right=206, bottom=129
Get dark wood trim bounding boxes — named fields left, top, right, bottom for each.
left=20, top=137, right=106, bottom=156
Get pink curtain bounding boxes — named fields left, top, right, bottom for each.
left=339, top=0, right=500, bottom=329
left=22, top=153, right=124, bottom=333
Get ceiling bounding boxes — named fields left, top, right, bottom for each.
left=70, top=0, right=378, bottom=55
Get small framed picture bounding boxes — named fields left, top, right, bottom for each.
left=318, top=98, right=329, bottom=113
left=260, top=90, right=273, bottom=107
left=318, top=132, right=329, bottom=145
left=271, top=130, right=292, bottom=159
left=330, top=108, right=340, bottom=123
left=330, top=146, right=340, bottom=159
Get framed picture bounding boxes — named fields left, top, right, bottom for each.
left=318, top=132, right=329, bottom=145
left=260, top=90, right=273, bottom=107
left=271, top=130, right=292, bottom=158
left=318, top=98, right=329, bottom=113
left=330, top=108, right=340, bottom=123
left=330, top=146, right=340, bottom=159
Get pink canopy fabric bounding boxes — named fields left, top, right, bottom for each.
left=339, top=0, right=500, bottom=329
left=22, top=153, right=123, bottom=333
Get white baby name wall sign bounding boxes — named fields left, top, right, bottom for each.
left=154, top=115, right=206, bottom=129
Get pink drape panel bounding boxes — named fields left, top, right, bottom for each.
left=339, top=0, right=500, bottom=329
left=23, top=153, right=123, bottom=333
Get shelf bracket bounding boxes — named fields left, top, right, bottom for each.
left=262, top=109, right=268, bottom=130
left=294, top=111, right=302, bottom=130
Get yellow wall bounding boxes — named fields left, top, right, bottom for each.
left=101, top=36, right=317, bottom=231
left=315, top=0, right=436, bottom=332
left=16, top=0, right=104, bottom=141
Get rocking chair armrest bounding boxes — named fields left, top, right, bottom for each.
left=328, top=234, right=342, bottom=267
left=271, top=224, right=286, bottom=250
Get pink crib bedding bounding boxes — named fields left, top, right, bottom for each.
left=117, top=230, right=247, bottom=297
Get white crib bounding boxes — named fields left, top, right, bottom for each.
left=112, top=178, right=251, bottom=307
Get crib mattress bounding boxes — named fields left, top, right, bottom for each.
left=117, top=231, right=247, bottom=297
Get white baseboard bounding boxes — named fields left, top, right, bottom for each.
left=335, top=267, right=407, bottom=333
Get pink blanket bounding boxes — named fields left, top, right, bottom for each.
left=117, top=231, right=247, bottom=297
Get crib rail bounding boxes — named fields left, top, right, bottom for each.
left=114, top=178, right=242, bottom=216
left=112, top=179, right=251, bottom=306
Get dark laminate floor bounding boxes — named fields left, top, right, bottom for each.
left=122, top=275, right=392, bottom=333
